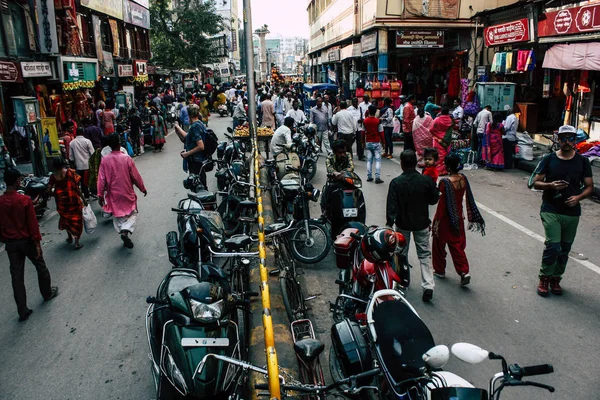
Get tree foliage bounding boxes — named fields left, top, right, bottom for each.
left=150, top=0, right=224, bottom=69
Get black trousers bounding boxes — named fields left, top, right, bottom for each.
left=503, top=139, right=517, bottom=169
left=356, top=131, right=364, bottom=159
left=339, top=133, right=355, bottom=155
left=384, top=127, right=394, bottom=155
left=76, top=169, right=90, bottom=198
left=188, top=160, right=207, bottom=189
left=6, top=239, right=52, bottom=318
left=403, top=131, right=415, bottom=151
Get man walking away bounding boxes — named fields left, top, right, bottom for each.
left=473, top=105, right=492, bottom=162
left=357, top=95, right=372, bottom=160
left=261, top=94, right=276, bottom=128
left=127, top=108, right=142, bottom=156
left=0, top=168, right=58, bottom=321
left=69, top=127, right=95, bottom=198
left=363, top=105, right=384, bottom=184
left=386, top=150, right=439, bottom=302
left=83, top=118, right=103, bottom=150
left=310, top=97, right=332, bottom=156
left=502, top=107, right=518, bottom=169
left=97, top=134, right=147, bottom=249
left=402, top=95, right=416, bottom=151
left=531, top=125, right=593, bottom=297
left=332, top=101, right=357, bottom=154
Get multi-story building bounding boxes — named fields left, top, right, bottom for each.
left=213, top=0, right=241, bottom=77
left=307, top=0, right=519, bottom=98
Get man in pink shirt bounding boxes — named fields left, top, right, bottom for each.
left=97, top=134, right=147, bottom=248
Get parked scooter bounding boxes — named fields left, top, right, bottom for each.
left=18, top=175, right=50, bottom=219
left=145, top=270, right=248, bottom=400
left=330, top=289, right=556, bottom=400
left=323, top=171, right=366, bottom=238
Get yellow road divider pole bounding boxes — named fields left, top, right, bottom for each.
left=252, top=135, right=281, bottom=399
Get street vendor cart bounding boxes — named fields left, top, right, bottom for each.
left=233, top=125, right=274, bottom=158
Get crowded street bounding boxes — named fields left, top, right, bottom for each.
left=1, top=113, right=599, bottom=399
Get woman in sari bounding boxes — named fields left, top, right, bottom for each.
left=151, top=108, right=167, bottom=152
left=430, top=107, right=454, bottom=176
left=482, top=112, right=505, bottom=170
left=432, top=153, right=486, bottom=286
left=412, top=108, right=434, bottom=166
left=48, top=157, right=87, bottom=249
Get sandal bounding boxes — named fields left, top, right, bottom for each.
left=74, top=244, right=84, bottom=250
left=66, top=237, right=73, bottom=244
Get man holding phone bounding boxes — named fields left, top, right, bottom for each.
left=532, top=125, right=593, bottom=297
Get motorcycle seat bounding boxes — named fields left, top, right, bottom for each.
left=27, top=182, right=47, bottom=193
left=294, top=338, right=324, bottom=363
left=239, top=200, right=257, bottom=209
left=192, top=189, right=216, bottom=204
left=265, top=223, right=287, bottom=235
left=224, top=234, right=252, bottom=250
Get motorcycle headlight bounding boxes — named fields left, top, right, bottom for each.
left=212, top=230, right=223, bottom=247
left=189, top=299, right=224, bottom=323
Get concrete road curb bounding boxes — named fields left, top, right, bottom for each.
left=248, top=157, right=298, bottom=399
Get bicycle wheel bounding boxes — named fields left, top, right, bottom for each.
left=304, top=159, right=317, bottom=182
left=289, top=220, right=331, bottom=264
left=279, top=269, right=306, bottom=323
left=218, top=195, right=242, bottom=236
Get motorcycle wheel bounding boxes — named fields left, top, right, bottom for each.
left=157, top=374, right=182, bottom=400
left=218, top=195, right=242, bottom=236
left=279, top=269, right=306, bottom=323
left=270, top=186, right=285, bottom=221
left=304, top=159, right=317, bottom=182
left=329, top=347, right=379, bottom=400
left=289, top=220, right=331, bottom=264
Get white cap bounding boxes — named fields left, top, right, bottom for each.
left=558, top=125, right=577, bottom=134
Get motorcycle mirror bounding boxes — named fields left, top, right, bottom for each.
left=227, top=127, right=234, bottom=133
left=422, top=345, right=450, bottom=368
left=451, top=343, right=490, bottom=365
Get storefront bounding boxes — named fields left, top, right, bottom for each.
left=538, top=2, right=600, bottom=139
left=57, top=56, right=97, bottom=123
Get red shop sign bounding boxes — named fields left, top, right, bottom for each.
left=0, top=61, right=23, bottom=83
left=484, top=18, right=530, bottom=46
left=539, top=3, right=600, bottom=37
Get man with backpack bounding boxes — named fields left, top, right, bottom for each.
left=173, top=104, right=218, bottom=188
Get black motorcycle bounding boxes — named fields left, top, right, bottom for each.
left=18, top=175, right=50, bottom=219
left=323, top=171, right=366, bottom=238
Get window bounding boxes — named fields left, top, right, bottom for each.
left=9, top=3, right=28, bottom=56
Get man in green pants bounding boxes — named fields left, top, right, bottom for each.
left=532, top=125, right=593, bottom=296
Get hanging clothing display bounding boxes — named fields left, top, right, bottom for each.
left=460, top=78, right=470, bottom=107
left=578, top=71, right=591, bottom=93
left=505, top=52, right=514, bottom=73
left=490, top=53, right=499, bottom=73
left=448, top=67, right=460, bottom=98
left=543, top=69, right=551, bottom=98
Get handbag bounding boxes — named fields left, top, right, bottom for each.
left=364, top=90, right=372, bottom=98
left=355, top=88, right=365, bottom=97
left=390, top=79, right=401, bottom=91
left=381, top=89, right=391, bottom=98
left=371, top=89, right=382, bottom=99
left=82, top=204, right=98, bottom=234
left=372, top=78, right=381, bottom=90
left=391, top=91, right=400, bottom=98
left=381, top=77, right=390, bottom=90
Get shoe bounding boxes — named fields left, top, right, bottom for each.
left=422, top=289, right=433, bottom=302
left=18, top=309, right=33, bottom=322
left=375, top=178, right=384, bottom=184
left=460, top=273, right=471, bottom=286
left=44, top=286, right=59, bottom=302
left=387, top=155, right=394, bottom=159
left=433, top=272, right=446, bottom=279
left=382, top=153, right=389, bottom=158
left=121, top=234, right=134, bottom=249
left=367, top=177, right=374, bottom=182
left=358, top=157, right=366, bottom=161
left=537, top=277, right=550, bottom=297
left=549, top=277, right=563, bottom=295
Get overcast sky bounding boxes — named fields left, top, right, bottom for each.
left=242, top=0, right=309, bottom=38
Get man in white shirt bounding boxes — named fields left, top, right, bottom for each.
left=283, top=91, right=294, bottom=115
left=348, top=97, right=362, bottom=157
left=451, top=99, right=464, bottom=120
left=332, top=101, right=357, bottom=154
left=69, top=127, right=95, bottom=198
left=270, top=117, right=295, bottom=156
left=473, top=105, right=493, bottom=161
left=227, top=87, right=237, bottom=101
left=502, top=106, right=519, bottom=169
left=286, top=100, right=307, bottom=125
left=356, top=95, right=372, bottom=160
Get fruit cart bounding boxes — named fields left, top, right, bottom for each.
left=233, top=125, right=274, bottom=158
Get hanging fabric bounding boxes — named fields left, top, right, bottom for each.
left=505, top=52, right=513, bottom=73
left=448, top=67, right=460, bottom=97
left=490, top=53, right=499, bottom=73
left=526, top=50, right=536, bottom=71
left=517, top=50, right=529, bottom=71
left=553, top=72, right=562, bottom=97
left=511, top=50, right=519, bottom=71
left=543, top=69, right=551, bottom=98
left=577, top=70, right=591, bottom=93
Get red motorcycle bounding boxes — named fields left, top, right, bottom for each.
left=330, top=223, right=410, bottom=323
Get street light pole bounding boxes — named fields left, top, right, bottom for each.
left=242, top=0, right=257, bottom=141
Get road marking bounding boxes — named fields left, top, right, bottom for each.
left=387, top=156, right=600, bottom=275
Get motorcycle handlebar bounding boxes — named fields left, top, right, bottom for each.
left=518, top=364, right=554, bottom=377
left=254, top=368, right=380, bottom=394
left=350, top=232, right=362, bottom=240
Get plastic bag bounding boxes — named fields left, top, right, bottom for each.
left=516, top=132, right=534, bottom=161
left=463, top=150, right=479, bottom=170
left=82, top=204, right=97, bottom=234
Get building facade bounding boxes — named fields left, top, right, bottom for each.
left=307, top=0, right=519, bottom=99
left=213, top=0, right=241, bottom=77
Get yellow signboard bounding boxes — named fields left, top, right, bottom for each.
left=41, top=117, right=60, bottom=158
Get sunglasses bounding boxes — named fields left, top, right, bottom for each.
left=558, top=135, right=576, bottom=143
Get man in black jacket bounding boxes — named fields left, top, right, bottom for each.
left=386, top=150, right=439, bottom=302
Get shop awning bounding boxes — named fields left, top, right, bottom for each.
left=542, top=43, right=600, bottom=71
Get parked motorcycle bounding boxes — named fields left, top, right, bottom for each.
left=330, top=289, right=555, bottom=400
left=166, top=104, right=177, bottom=128
left=145, top=269, right=247, bottom=400
left=323, top=171, right=366, bottom=238
left=330, top=226, right=409, bottom=322
left=18, top=175, right=50, bottom=219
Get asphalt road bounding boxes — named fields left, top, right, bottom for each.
left=1, top=114, right=599, bottom=400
